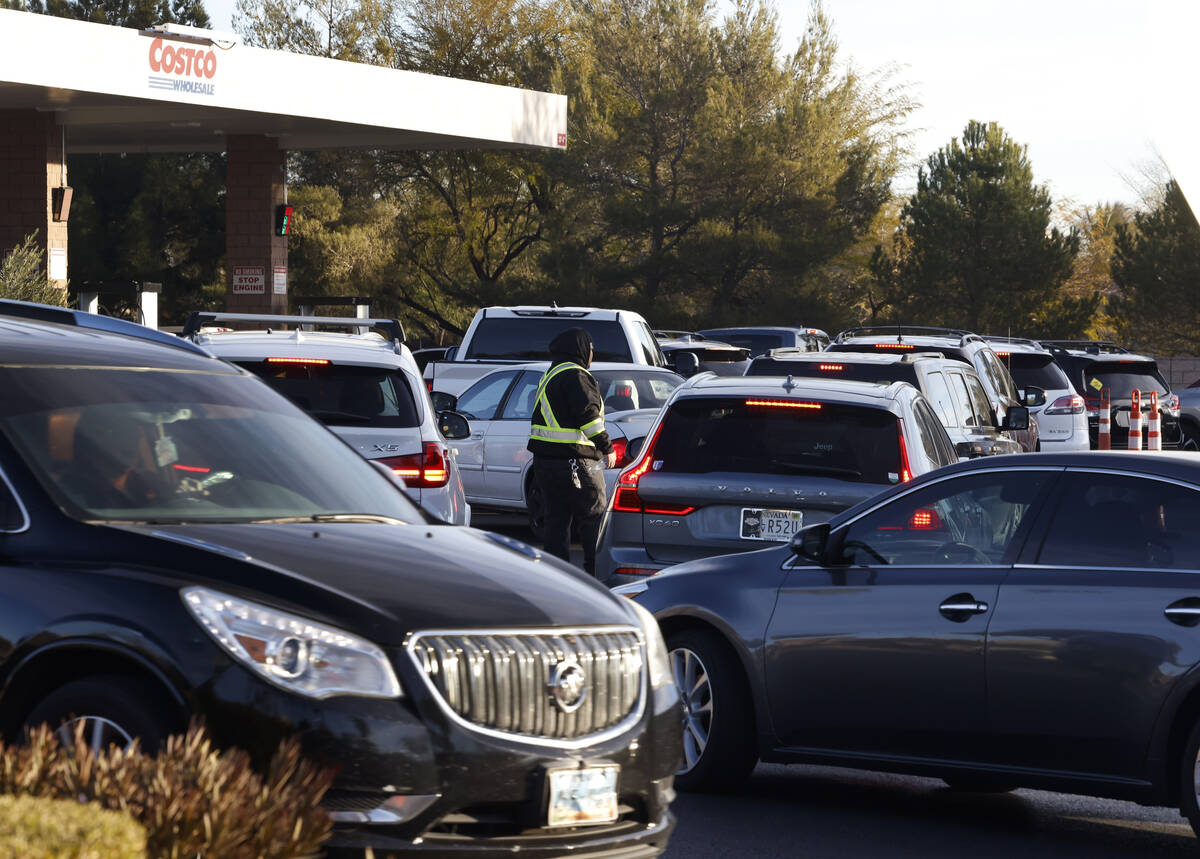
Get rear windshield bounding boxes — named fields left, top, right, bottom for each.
left=465, top=318, right=634, bottom=362
left=1081, top=362, right=1168, bottom=398
left=827, top=342, right=968, bottom=364
left=999, top=354, right=1069, bottom=391
left=747, top=359, right=918, bottom=387
left=239, top=362, right=421, bottom=428
left=650, top=397, right=902, bottom=484
left=701, top=332, right=785, bottom=355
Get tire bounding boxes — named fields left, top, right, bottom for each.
left=942, top=776, right=1018, bottom=793
left=24, top=675, right=174, bottom=754
left=666, top=628, right=757, bottom=793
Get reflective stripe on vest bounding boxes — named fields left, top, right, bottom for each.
left=529, top=362, right=605, bottom=446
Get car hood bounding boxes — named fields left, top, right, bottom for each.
left=110, top=522, right=636, bottom=644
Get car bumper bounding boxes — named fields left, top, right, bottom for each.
left=193, top=657, right=681, bottom=856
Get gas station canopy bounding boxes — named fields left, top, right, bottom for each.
left=0, top=9, right=568, bottom=153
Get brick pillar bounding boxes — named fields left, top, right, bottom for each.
left=225, top=135, right=287, bottom=313
left=0, top=110, right=68, bottom=292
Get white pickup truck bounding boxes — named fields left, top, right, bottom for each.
left=424, top=306, right=670, bottom=397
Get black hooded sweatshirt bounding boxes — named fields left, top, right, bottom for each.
left=526, top=328, right=614, bottom=460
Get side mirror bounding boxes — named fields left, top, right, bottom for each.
left=626, top=436, right=645, bottom=462
left=672, top=351, right=700, bottom=377
left=443, top=345, right=458, bottom=362
left=438, top=410, right=471, bottom=440
left=1002, top=405, right=1030, bottom=431
left=789, top=522, right=831, bottom=563
left=1023, top=386, right=1046, bottom=408
left=431, top=391, right=457, bottom=413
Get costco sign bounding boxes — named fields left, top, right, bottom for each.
left=147, top=37, right=217, bottom=97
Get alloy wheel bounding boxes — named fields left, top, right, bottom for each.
left=54, top=715, right=135, bottom=753
left=671, top=646, right=713, bottom=774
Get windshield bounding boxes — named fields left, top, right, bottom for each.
left=237, top=361, right=421, bottom=428
left=700, top=332, right=785, bottom=356
left=0, top=367, right=423, bottom=525
left=652, top=397, right=903, bottom=484
left=1000, top=354, right=1069, bottom=391
left=465, top=318, right=635, bottom=362
left=747, top=359, right=918, bottom=387
left=1082, top=362, right=1169, bottom=398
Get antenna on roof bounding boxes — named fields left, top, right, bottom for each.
left=896, top=320, right=903, bottom=344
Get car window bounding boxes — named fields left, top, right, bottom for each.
left=837, top=471, right=1051, bottom=566
left=465, top=318, right=634, bottom=363
left=0, top=367, right=423, bottom=525
left=964, top=375, right=996, bottom=427
left=456, top=370, right=519, bottom=421
left=1037, top=473, right=1200, bottom=569
left=499, top=371, right=541, bottom=420
left=1081, top=362, right=1169, bottom=398
left=747, top=359, right=919, bottom=387
left=652, top=397, right=904, bottom=484
left=909, top=399, right=941, bottom=465
left=702, top=332, right=785, bottom=356
left=981, top=349, right=1019, bottom=400
left=593, top=370, right=684, bottom=412
left=1001, top=354, right=1069, bottom=391
left=922, top=370, right=960, bottom=428
left=913, top=398, right=956, bottom=466
left=635, top=322, right=665, bottom=366
left=238, top=362, right=421, bottom=428
left=948, top=372, right=980, bottom=427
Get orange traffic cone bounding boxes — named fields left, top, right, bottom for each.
left=1128, top=389, right=1142, bottom=451
left=1147, top=391, right=1162, bottom=451
left=1098, top=388, right=1111, bottom=450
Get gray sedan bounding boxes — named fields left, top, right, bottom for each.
left=621, top=451, right=1200, bottom=843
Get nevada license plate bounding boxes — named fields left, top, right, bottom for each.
left=740, top=507, right=803, bottom=541
left=547, top=766, right=619, bottom=827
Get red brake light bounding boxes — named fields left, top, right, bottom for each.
left=612, top=430, right=694, bottom=515
left=265, top=357, right=331, bottom=365
left=745, top=399, right=821, bottom=410
left=610, top=437, right=628, bottom=468
left=909, top=508, right=942, bottom=530
left=172, top=464, right=211, bottom=474
left=426, top=380, right=434, bottom=393
left=1045, top=394, right=1085, bottom=416
left=995, top=351, right=1011, bottom=358
left=897, top=422, right=912, bottom=483
left=377, top=442, right=449, bottom=488
left=818, top=364, right=843, bottom=372
left=874, top=343, right=913, bottom=350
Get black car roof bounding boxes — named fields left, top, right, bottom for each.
left=0, top=306, right=230, bottom=373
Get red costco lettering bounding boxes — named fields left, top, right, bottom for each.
left=147, top=37, right=218, bottom=79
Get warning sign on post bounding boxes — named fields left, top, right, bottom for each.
left=232, top=266, right=266, bottom=294
left=272, top=266, right=287, bottom=295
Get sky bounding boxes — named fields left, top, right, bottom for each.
left=202, top=0, right=1199, bottom=209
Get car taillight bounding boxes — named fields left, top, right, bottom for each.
left=265, top=356, right=330, bottom=365
left=425, top=380, right=433, bottom=393
left=896, top=421, right=912, bottom=483
left=818, top=364, right=844, bottom=372
left=1083, top=394, right=1101, bottom=417
left=874, top=343, right=913, bottom=350
left=610, top=437, right=628, bottom=468
left=1044, top=394, right=1085, bottom=416
left=909, top=508, right=942, bottom=530
left=612, top=432, right=694, bottom=516
left=745, top=399, right=822, bottom=410
left=1166, top=394, right=1181, bottom=416
left=376, top=442, right=449, bottom=488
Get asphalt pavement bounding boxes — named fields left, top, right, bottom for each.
left=471, top=512, right=1200, bottom=856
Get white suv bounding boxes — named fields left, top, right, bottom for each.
left=182, top=312, right=470, bottom=524
left=984, top=337, right=1089, bottom=451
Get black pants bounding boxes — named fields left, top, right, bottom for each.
left=533, top=456, right=606, bottom=576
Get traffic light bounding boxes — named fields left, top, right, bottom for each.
left=274, top=204, right=294, bottom=236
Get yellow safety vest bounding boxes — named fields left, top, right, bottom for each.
left=529, top=362, right=606, bottom=447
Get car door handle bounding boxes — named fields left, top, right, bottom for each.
left=471, top=432, right=484, bottom=440
left=939, top=593, right=989, bottom=621
left=1165, top=598, right=1200, bottom=627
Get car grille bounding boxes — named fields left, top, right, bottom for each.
left=408, top=628, right=644, bottom=743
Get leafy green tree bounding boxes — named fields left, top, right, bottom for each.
left=1109, top=180, right=1200, bottom=354
left=872, top=120, right=1084, bottom=337
left=0, top=233, right=68, bottom=306
left=23, top=0, right=208, bottom=29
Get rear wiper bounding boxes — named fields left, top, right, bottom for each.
left=768, top=460, right=863, bottom=478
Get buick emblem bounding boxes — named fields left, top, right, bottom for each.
left=548, top=660, right=587, bottom=713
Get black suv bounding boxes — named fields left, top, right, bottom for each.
left=1041, top=341, right=1182, bottom=449
left=827, top=327, right=1042, bottom=452
left=0, top=301, right=679, bottom=857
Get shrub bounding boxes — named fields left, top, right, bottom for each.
left=0, top=233, right=67, bottom=306
left=0, top=793, right=145, bottom=858
left=0, top=722, right=334, bottom=859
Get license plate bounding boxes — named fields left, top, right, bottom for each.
left=740, top=507, right=803, bottom=541
left=547, top=766, right=619, bottom=827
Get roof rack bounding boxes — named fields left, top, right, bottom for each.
left=1039, top=340, right=1129, bottom=355
left=181, top=312, right=406, bottom=350
left=0, top=298, right=212, bottom=356
left=760, top=348, right=945, bottom=363
left=982, top=335, right=1043, bottom=348
left=833, top=325, right=981, bottom=348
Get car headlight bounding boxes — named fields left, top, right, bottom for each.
left=182, top=586, right=402, bottom=700
left=627, top=598, right=672, bottom=690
